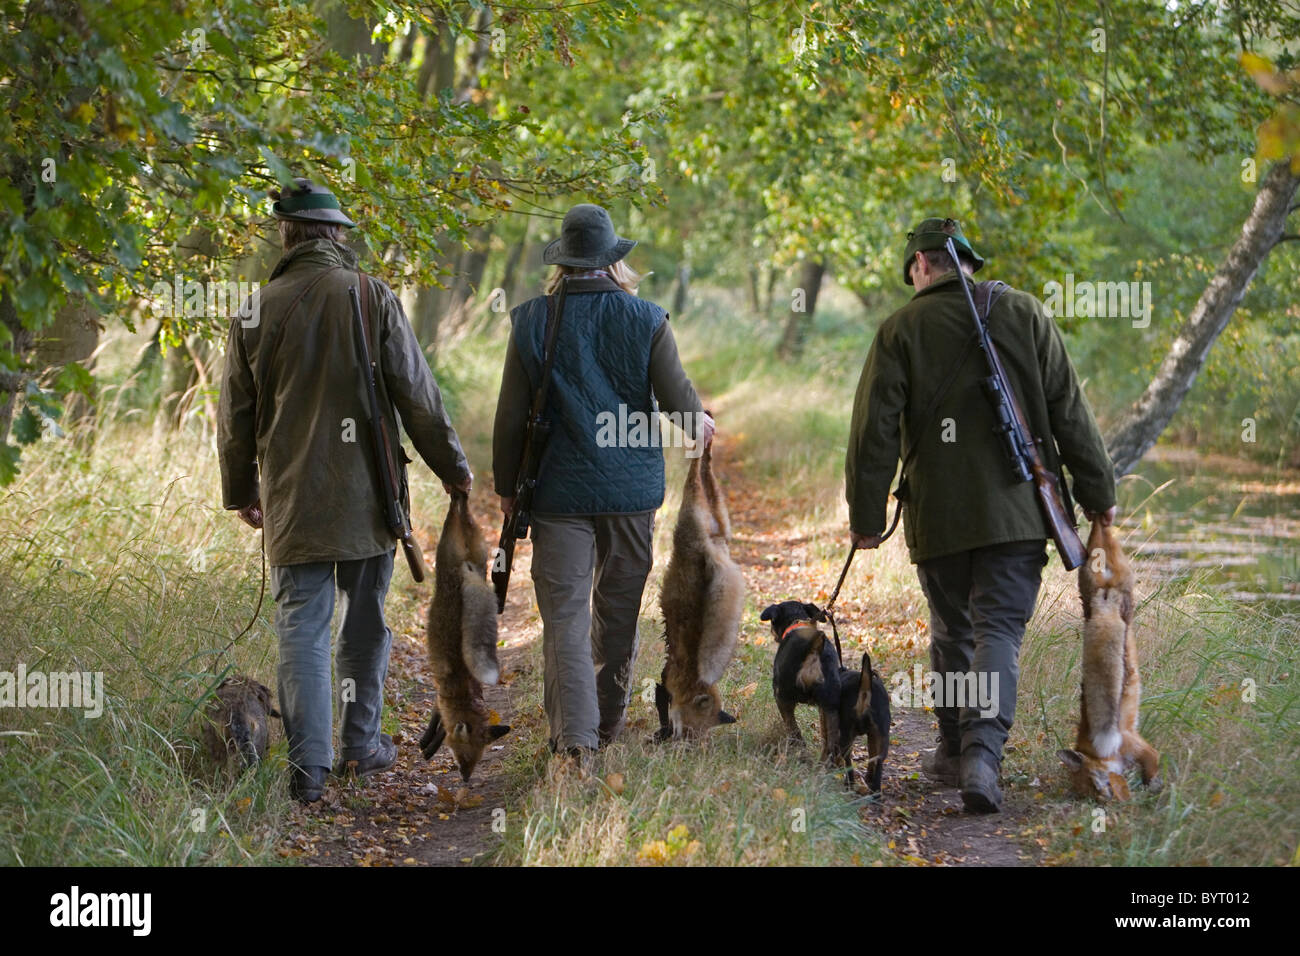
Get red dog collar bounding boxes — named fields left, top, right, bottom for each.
left=778, top=620, right=815, bottom=642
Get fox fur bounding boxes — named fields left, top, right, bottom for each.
left=201, top=675, right=279, bottom=770
left=1058, top=519, right=1160, bottom=800
left=656, top=443, right=745, bottom=738
left=419, top=493, right=511, bottom=780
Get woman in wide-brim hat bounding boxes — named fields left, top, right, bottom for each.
left=492, top=203, right=714, bottom=755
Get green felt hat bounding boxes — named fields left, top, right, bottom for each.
left=902, top=217, right=983, bottom=285
left=271, top=178, right=355, bottom=228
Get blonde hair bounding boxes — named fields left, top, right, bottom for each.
left=545, top=258, right=644, bottom=295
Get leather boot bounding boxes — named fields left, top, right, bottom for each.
left=960, top=745, right=1003, bottom=813
left=290, top=765, right=329, bottom=804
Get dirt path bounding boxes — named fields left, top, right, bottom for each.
left=281, top=441, right=1047, bottom=866
left=721, top=442, right=1045, bottom=866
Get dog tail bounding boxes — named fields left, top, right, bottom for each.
left=854, top=653, right=874, bottom=719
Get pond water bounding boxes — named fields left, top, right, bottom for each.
left=1116, top=448, right=1300, bottom=610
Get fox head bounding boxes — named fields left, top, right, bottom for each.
left=432, top=713, right=511, bottom=782
left=1057, top=749, right=1131, bottom=802
left=666, top=681, right=737, bottom=738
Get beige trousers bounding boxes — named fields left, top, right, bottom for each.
left=530, top=512, right=654, bottom=751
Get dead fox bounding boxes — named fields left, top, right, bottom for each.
left=201, top=675, right=279, bottom=770
left=656, top=442, right=745, bottom=739
left=1058, top=519, right=1160, bottom=800
left=419, top=493, right=511, bottom=780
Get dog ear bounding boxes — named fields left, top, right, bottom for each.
left=489, top=724, right=511, bottom=740
left=804, top=602, right=825, bottom=622
left=760, top=604, right=777, bottom=622
left=717, top=709, right=737, bottom=725
left=1057, top=749, right=1083, bottom=770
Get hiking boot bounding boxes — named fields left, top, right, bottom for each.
left=290, top=765, right=329, bottom=804
left=923, top=744, right=960, bottom=788
left=960, top=746, right=1003, bottom=814
left=334, top=733, right=397, bottom=779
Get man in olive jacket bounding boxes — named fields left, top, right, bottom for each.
left=846, top=218, right=1116, bottom=813
left=218, top=179, right=471, bottom=803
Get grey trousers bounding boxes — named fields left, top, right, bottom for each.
left=530, top=512, right=654, bottom=751
left=270, top=550, right=394, bottom=770
left=915, top=539, right=1047, bottom=761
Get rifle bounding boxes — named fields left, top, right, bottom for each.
left=945, top=238, right=1087, bottom=571
left=348, top=281, right=429, bottom=583
left=491, top=277, right=570, bottom=613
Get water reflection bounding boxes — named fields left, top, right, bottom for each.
left=1115, top=449, right=1300, bottom=608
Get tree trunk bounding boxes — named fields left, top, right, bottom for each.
left=1106, top=160, right=1300, bottom=477
left=746, top=265, right=761, bottom=314
left=778, top=259, right=826, bottom=359
left=672, top=262, right=691, bottom=316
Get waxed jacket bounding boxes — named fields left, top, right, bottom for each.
left=846, top=271, right=1115, bottom=563
left=218, top=239, right=470, bottom=565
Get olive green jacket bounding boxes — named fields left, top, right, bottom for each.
left=846, top=271, right=1115, bottom=563
left=218, top=239, right=470, bottom=566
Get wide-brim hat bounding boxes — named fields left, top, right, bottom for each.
left=902, top=216, right=984, bottom=285
left=543, top=203, right=636, bottom=269
left=271, top=178, right=356, bottom=228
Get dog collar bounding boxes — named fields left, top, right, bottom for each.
left=778, top=620, right=815, bottom=643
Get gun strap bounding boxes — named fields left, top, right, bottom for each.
left=529, top=277, right=570, bottom=426
left=356, top=271, right=408, bottom=526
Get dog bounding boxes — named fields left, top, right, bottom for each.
left=201, top=675, right=279, bottom=769
left=1057, top=519, right=1160, bottom=800
left=655, top=441, right=744, bottom=740
left=761, top=601, right=889, bottom=793
left=419, top=493, right=511, bottom=781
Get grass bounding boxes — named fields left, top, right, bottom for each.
left=1, top=282, right=1295, bottom=866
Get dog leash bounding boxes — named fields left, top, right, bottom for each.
left=821, top=500, right=903, bottom=667
left=217, top=530, right=267, bottom=665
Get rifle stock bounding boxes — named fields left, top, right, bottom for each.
left=945, top=239, right=1086, bottom=572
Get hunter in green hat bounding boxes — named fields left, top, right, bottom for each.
left=218, top=177, right=471, bottom=803
left=846, top=215, right=1115, bottom=813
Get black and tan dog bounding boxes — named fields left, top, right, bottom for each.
left=761, top=600, right=890, bottom=793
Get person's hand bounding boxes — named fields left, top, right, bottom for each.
left=851, top=530, right=883, bottom=550
left=500, top=496, right=514, bottom=517
left=1084, top=505, right=1117, bottom=526
left=698, top=411, right=716, bottom=450
left=443, top=473, right=472, bottom=496
left=237, top=500, right=263, bottom=530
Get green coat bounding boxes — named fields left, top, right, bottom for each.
left=218, top=239, right=470, bottom=566
left=846, top=271, right=1115, bottom=564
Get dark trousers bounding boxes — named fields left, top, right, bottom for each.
left=915, top=539, right=1047, bottom=761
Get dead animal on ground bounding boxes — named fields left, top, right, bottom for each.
left=200, top=675, right=279, bottom=770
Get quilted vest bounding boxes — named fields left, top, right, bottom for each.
left=511, top=281, right=667, bottom=515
